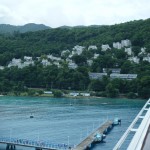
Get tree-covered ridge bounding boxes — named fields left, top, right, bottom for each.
left=0, top=19, right=149, bottom=98
left=0, top=23, right=50, bottom=34
left=0, top=19, right=150, bottom=62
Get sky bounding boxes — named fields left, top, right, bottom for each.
left=0, top=0, right=150, bottom=27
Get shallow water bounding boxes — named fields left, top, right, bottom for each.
left=0, top=96, right=145, bottom=150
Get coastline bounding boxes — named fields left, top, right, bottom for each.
left=1, top=92, right=146, bottom=101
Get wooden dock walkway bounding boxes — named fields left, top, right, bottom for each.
left=74, top=120, right=113, bottom=150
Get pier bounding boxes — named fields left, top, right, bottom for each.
left=74, top=120, right=114, bottom=150
left=0, top=120, right=117, bottom=150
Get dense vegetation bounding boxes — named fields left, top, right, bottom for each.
left=0, top=19, right=150, bottom=98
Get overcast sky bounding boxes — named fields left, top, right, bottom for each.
left=0, top=0, right=150, bottom=27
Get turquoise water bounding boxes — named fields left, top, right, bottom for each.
left=0, top=96, right=146, bottom=150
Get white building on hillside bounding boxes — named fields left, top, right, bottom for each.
left=53, top=62, right=60, bottom=67
left=110, top=73, right=137, bottom=80
left=143, top=56, right=150, bottom=62
left=128, top=56, right=140, bottom=64
left=68, top=62, right=78, bottom=69
left=47, top=54, right=61, bottom=61
left=121, top=39, right=131, bottom=47
left=103, top=68, right=121, bottom=74
left=8, top=58, right=22, bottom=68
left=101, top=44, right=111, bottom=51
left=0, top=66, right=4, bottom=70
left=88, top=45, right=97, bottom=50
left=23, top=61, right=34, bottom=67
left=72, top=45, right=85, bottom=55
left=113, top=42, right=122, bottom=49
left=138, top=47, right=146, bottom=56
left=89, top=73, right=107, bottom=79
left=24, top=56, right=32, bottom=61
left=87, top=60, right=93, bottom=66
left=125, top=48, right=132, bottom=55
left=41, top=59, right=51, bottom=66
left=93, top=53, right=99, bottom=59
left=61, top=50, right=70, bottom=57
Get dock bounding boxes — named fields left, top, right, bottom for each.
left=0, top=120, right=118, bottom=150
left=74, top=120, right=113, bottom=150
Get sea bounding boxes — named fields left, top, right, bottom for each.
left=0, top=96, right=146, bottom=150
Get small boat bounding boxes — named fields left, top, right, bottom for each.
left=101, top=103, right=107, bottom=105
left=30, top=113, right=34, bottom=118
left=113, top=117, right=121, bottom=125
left=93, top=133, right=106, bottom=142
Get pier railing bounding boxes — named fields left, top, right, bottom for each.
left=113, top=98, right=150, bottom=150
left=0, top=137, right=75, bottom=150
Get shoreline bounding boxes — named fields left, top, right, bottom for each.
left=1, top=93, right=147, bottom=101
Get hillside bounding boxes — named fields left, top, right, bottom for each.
left=0, top=19, right=149, bottom=59
left=0, top=23, right=50, bottom=34
left=0, top=19, right=149, bottom=98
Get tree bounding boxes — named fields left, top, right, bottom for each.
left=106, top=83, right=119, bottom=98
left=72, top=54, right=87, bottom=66
left=138, top=76, right=150, bottom=99
left=89, top=79, right=105, bottom=91
left=53, top=90, right=63, bottom=97
left=127, top=92, right=137, bottom=99
left=121, top=61, right=133, bottom=73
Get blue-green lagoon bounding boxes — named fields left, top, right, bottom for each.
left=0, top=96, right=146, bottom=150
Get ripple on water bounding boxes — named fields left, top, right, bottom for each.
left=0, top=96, right=145, bottom=150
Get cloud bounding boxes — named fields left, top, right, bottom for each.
left=0, top=4, right=23, bottom=25
left=0, top=0, right=149, bottom=27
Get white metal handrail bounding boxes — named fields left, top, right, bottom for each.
left=113, top=98, right=150, bottom=150
left=127, top=108, right=150, bottom=150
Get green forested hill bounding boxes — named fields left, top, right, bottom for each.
left=0, top=19, right=149, bottom=98
left=0, top=23, right=50, bottom=34
left=0, top=19, right=149, bottom=60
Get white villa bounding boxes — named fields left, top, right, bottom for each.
left=68, top=62, right=78, bottom=69
left=8, top=58, right=22, bottom=68
left=88, top=45, right=97, bottom=50
left=143, top=56, right=150, bottom=62
left=24, top=56, right=33, bottom=61
left=8, top=57, right=34, bottom=68
left=72, top=45, right=85, bottom=55
left=138, top=47, right=146, bottom=56
left=23, top=61, right=34, bottom=67
left=87, top=60, right=93, bottom=66
left=61, top=50, right=70, bottom=57
left=93, top=53, right=99, bottom=59
left=41, top=59, right=51, bottom=66
left=0, top=66, right=4, bottom=70
left=125, top=48, right=132, bottom=55
left=47, top=54, right=61, bottom=61
left=128, top=56, right=140, bottom=64
left=121, top=39, right=131, bottom=47
left=113, top=42, right=122, bottom=49
left=101, top=44, right=111, bottom=51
